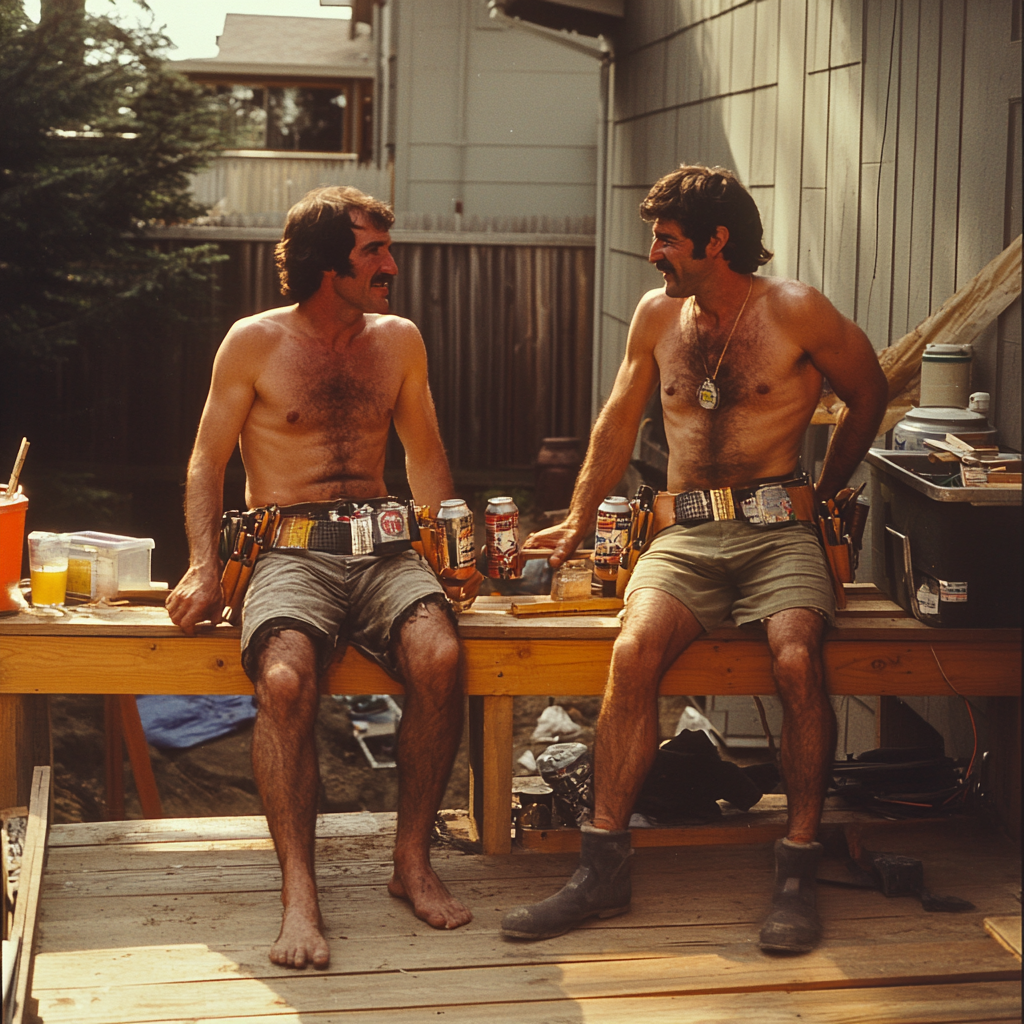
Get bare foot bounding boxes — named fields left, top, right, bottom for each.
left=388, top=862, right=473, bottom=930
left=269, top=904, right=331, bottom=969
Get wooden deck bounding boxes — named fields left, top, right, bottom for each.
left=31, top=811, right=1021, bottom=1023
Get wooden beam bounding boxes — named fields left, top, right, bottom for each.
left=9, top=766, right=50, bottom=1024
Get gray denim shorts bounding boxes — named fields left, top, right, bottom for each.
left=240, top=548, right=449, bottom=683
left=624, top=520, right=835, bottom=630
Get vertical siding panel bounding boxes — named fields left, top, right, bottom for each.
left=831, top=0, right=864, bottom=64
left=730, top=91, right=755, bottom=184
left=773, top=0, right=807, bottom=279
left=730, top=1, right=757, bottom=93
left=930, top=0, right=965, bottom=308
left=807, top=0, right=832, bottom=72
left=889, top=0, right=921, bottom=339
left=825, top=63, right=862, bottom=316
left=801, top=188, right=827, bottom=290
left=753, top=0, right=780, bottom=88
left=857, top=0, right=898, bottom=342
left=907, top=6, right=941, bottom=328
left=803, top=68, right=829, bottom=190
left=750, top=86, right=778, bottom=185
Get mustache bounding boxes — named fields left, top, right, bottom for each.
left=371, top=273, right=394, bottom=289
left=655, top=261, right=673, bottom=274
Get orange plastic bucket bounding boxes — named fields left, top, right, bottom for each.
left=0, top=488, right=29, bottom=613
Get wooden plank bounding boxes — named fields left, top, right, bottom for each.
left=9, top=766, right=50, bottom=1024
left=29, top=938, right=1021, bottom=1023
left=460, top=637, right=1021, bottom=696
left=98, top=981, right=1023, bottom=1024
left=46, top=811, right=397, bottom=848
left=985, top=917, right=1022, bottom=961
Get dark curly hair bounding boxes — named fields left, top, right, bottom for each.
left=274, top=186, right=395, bottom=303
left=640, top=165, right=773, bottom=274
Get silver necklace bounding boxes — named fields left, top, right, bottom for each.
left=694, top=277, right=754, bottom=411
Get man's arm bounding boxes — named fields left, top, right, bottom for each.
left=165, top=325, right=260, bottom=635
left=799, top=294, right=888, bottom=501
left=527, top=291, right=663, bottom=568
left=391, top=324, right=455, bottom=512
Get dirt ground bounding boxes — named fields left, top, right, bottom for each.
left=49, top=692, right=701, bottom=824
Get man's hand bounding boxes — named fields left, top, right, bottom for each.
left=166, top=566, right=224, bottom=636
left=440, top=568, right=484, bottom=612
left=523, top=521, right=587, bottom=570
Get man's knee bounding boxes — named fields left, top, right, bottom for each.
left=394, top=599, right=461, bottom=683
left=254, top=632, right=319, bottom=716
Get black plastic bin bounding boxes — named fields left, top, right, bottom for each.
left=867, top=449, right=1021, bottom=628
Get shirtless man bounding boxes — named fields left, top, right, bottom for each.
left=501, top=165, right=887, bottom=953
left=166, top=186, right=474, bottom=970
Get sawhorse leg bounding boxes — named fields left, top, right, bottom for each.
left=104, top=695, right=163, bottom=820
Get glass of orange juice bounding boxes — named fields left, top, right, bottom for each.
left=27, top=531, right=70, bottom=606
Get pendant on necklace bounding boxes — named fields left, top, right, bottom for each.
left=697, top=378, right=720, bottom=410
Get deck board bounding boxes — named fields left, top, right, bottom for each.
left=31, top=815, right=1021, bottom=1023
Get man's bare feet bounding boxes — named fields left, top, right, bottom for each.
left=269, top=903, right=331, bottom=969
left=388, top=861, right=473, bottom=930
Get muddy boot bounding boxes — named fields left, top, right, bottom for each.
left=501, top=824, right=632, bottom=940
left=759, top=838, right=823, bottom=953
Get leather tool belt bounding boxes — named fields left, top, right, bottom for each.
left=651, top=474, right=816, bottom=535
left=271, top=497, right=419, bottom=557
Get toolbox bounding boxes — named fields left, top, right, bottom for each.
left=866, top=449, right=1021, bottom=627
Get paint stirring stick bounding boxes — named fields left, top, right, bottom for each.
left=5, top=437, right=29, bottom=497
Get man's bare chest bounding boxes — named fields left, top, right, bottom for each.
left=658, top=321, right=810, bottom=415
left=257, top=345, right=399, bottom=430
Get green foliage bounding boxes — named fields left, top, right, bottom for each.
left=0, top=0, right=227, bottom=359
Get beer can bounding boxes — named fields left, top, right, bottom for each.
left=485, top=495, right=521, bottom=579
left=436, top=499, right=475, bottom=572
left=594, top=495, right=632, bottom=582
left=537, top=742, right=593, bottom=827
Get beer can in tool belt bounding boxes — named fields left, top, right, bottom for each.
left=436, top=499, right=475, bottom=574
left=594, top=495, right=632, bottom=588
left=485, top=496, right=521, bottom=579
left=537, top=742, right=593, bottom=827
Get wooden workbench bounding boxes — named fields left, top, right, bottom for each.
left=0, top=586, right=1019, bottom=853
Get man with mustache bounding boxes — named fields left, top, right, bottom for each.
left=502, top=165, right=887, bottom=953
left=167, top=186, right=473, bottom=970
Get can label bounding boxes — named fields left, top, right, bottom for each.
left=486, top=500, right=520, bottom=579
left=594, top=509, right=631, bottom=573
left=349, top=511, right=374, bottom=555
left=442, top=512, right=475, bottom=571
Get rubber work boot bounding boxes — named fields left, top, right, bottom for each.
left=758, top=838, right=824, bottom=953
left=501, top=824, right=633, bottom=939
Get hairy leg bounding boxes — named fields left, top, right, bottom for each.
left=387, top=600, right=472, bottom=930
left=252, top=629, right=329, bottom=969
left=591, top=588, right=704, bottom=831
left=765, top=608, right=836, bottom=843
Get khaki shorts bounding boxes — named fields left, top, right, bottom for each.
left=624, top=521, right=835, bottom=630
left=240, top=548, right=450, bottom=683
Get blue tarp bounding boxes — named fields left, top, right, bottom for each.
left=135, top=694, right=257, bottom=750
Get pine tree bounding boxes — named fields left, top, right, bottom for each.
left=0, top=0, right=226, bottom=359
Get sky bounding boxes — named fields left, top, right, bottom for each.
left=22, top=0, right=351, bottom=59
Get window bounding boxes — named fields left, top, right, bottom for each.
left=209, top=82, right=368, bottom=154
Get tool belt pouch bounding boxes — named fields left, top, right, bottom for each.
left=817, top=518, right=852, bottom=610
left=220, top=505, right=281, bottom=624
left=616, top=485, right=656, bottom=597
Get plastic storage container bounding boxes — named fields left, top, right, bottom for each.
left=892, top=406, right=998, bottom=451
left=866, top=449, right=1020, bottom=627
left=0, top=488, right=29, bottom=613
left=66, top=531, right=154, bottom=598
